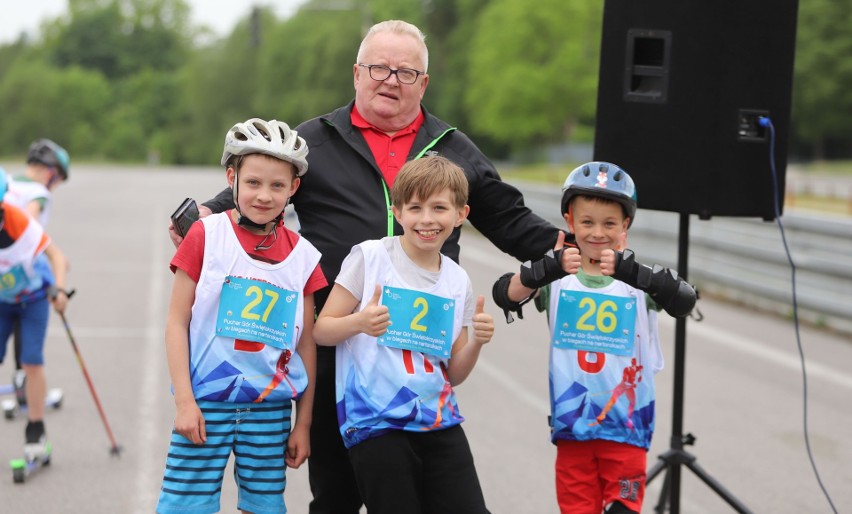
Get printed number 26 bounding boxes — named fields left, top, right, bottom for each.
left=576, top=297, right=618, bottom=333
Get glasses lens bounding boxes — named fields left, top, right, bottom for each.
left=369, top=65, right=391, bottom=81
left=396, top=69, right=418, bottom=84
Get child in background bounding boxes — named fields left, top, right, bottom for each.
left=157, top=118, right=326, bottom=514
left=314, top=155, right=494, bottom=514
left=491, top=161, right=696, bottom=514
left=0, top=168, right=70, bottom=461
left=3, top=138, right=70, bottom=408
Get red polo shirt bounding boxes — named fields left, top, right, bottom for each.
left=351, top=105, right=425, bottom=187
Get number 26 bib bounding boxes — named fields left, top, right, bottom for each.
left=552, top=289, right=636, bottom=356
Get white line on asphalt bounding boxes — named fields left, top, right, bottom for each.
left=134, top=209, right=168, bottom=513
left=659, top=316, right=852, bottom=391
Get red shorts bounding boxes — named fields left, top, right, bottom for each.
left=555, top=439, right=647, bottom=514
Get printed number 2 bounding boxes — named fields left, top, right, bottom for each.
left=403, top=297, right=432, bottom=375
left=241, top=286, right=279, bottom=322
left=410, top=297, right=428, bottom=332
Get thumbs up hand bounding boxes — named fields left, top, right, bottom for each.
left=472, top=295, right=494, bottom=345
left=359, top=284, right=391, bottom=337
left=555, top=231, right=582, bottom=275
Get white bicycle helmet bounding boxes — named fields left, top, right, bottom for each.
left=220, top=118, right=308, bottom=176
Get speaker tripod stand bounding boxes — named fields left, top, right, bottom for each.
left=645, top=213, right=752, bottom=514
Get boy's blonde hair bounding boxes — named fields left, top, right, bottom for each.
left=391, top=156, right=468, bottom=209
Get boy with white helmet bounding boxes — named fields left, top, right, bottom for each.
left=492, top=162, right=696, bottom=514
left=156, top=118, right=327, bottom=514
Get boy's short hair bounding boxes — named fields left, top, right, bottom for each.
left=230, top=153, right=299, bottom=180
left=391, top=156, right=468, bottom=209
left=570, top=194, right=629, bottom=220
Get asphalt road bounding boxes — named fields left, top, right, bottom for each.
left=0, top=166, right=849, bottom=513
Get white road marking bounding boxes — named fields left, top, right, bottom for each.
left=133, top=209, right=168, bottom=513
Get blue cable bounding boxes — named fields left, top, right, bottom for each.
left=760, top=116, right=837, bottom=513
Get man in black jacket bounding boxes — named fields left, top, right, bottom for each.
left=179, top=20, right=559, bottom=514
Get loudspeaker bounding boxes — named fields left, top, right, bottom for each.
left=593, top=0, right=798, bottom=219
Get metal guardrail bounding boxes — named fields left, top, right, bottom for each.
left=512, top=180, right=852, bottom=336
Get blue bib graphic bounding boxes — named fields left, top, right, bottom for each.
left=216, top=276, right=298, bottom=350
left=377, top=286, right=455, bottom=359
left=552, top=289, right=636, bottom=356
left=0, top=264, right=36, bottom=300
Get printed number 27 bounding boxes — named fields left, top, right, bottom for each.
left=241, top=286, right=279, bottom=322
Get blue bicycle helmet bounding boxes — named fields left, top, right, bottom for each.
left=561, top=161, right=637, bottom=226
left=27, top=139, right=70, bottom=181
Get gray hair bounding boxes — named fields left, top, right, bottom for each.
left=356, top=20, right=429, bottom=72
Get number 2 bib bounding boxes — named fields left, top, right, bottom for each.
left=216, top=276, right=298, bottom=350
left=552, top=289, right=636, bottom=356
left=377, top=286, right=455, bottom=359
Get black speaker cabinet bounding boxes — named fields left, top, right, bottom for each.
left=593, top=0, right=798, bottom=219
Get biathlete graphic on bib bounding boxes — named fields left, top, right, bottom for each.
left=547, top=274, right=663, bottom=450
left=216, top=275, right=299, bottom=350
left=335, top=238, right=470, bottom=449
left=377, top=286, right=455, bottom=359
left=184, top=212, right=321, bottom=404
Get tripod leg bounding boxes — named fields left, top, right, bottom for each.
left=653, top=465, right=671, bottom=514
left=684, top=459, right=753, bottom=514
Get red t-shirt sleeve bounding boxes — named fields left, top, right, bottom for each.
left=170, top=221, right=205, bottom=282
left=304, top=264, right=328, bottom=296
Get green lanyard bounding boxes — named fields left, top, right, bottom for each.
left=381, top=128, right=457, bottom=237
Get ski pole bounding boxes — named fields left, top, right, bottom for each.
left=58, top=310, right=122, bottom=457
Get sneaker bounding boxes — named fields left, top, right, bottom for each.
left=24, top=420, right=49, bottom=460
left=24, top=435, right=51, bottom=461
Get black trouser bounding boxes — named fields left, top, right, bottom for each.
left=348, top=425, right=490, bottom=514
left=308, top=346, right=363, bottom=514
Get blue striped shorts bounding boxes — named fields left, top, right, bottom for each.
left=156, top=400, right=292, bottom=514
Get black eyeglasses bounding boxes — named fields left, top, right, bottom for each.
left=358, top=64, right=424, bottom=85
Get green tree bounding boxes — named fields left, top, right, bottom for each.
left=47, top=0, right=190, bottom=79
left=464, top=0, right=602, bottom=152
left=254, top=9, right=363, bottom=125
left=0, top=60, right=111, bottom=157
left=791, top=0, right=852, bottom=159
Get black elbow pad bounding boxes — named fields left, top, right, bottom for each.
left=612, top=250, right=697, bottom=318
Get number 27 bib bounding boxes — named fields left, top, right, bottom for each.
left=216, top=276, right=298, bottom=350
left=552, top=289, right=636, bottom=356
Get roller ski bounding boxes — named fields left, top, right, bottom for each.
left=2, top=388, right=64, bottom=420
left=10, top=440, right=52, bottom=483
left=10, top=421, right=52, bottom=483
left=1, top=371, right=64, bottom=420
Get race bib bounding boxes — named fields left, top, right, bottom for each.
left=377, top=286, right=455, bottom=359
left=552, top=289, right=636, bottom=356
left=216, top=276, right=298, bottom=350
left=0, top=265, right=30, bottom=299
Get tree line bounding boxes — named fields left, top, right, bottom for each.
left=0, top=0, right=848, bottom=166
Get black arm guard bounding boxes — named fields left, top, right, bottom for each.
left=492, top=272, right=535, bottom=324
left=611, top=249, right=697, bottom=318
left=519, top=247, right=570, bottom=289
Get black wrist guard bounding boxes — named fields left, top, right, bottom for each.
left=520, top=247, right=570, bottom=289
left=611, top=249, right=696, bottom=318
left=492, top=273, right=535, bottom=324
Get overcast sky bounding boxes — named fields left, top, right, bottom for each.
left=1, top=0, right=308, bottom=44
